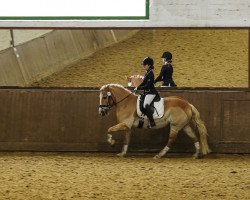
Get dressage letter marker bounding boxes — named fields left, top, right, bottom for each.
left=0, top=0, right=149, bottom=20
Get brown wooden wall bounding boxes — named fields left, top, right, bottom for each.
left=0, top=87, right=249, bottom=153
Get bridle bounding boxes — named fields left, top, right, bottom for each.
left=99, top=89, right=133, bottom=110
left=99, top=91, right=116, bottom=110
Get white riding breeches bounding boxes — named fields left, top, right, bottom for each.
left=143, top=94, right=156, bottom=108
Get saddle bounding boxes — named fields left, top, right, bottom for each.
left=137, top=94, right=164, bottom=119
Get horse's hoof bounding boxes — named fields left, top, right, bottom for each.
left=193, top=153, right=201, bottom=159
left=153, top=155, right=161, bottom=159
left=117, top=153, right=125, bottom=157
left=110, top=140, right=115, bottom=147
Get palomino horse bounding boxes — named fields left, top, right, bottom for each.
left=99, top=84, right=210, bottom=159
left=127, top=75, right=143, bottom=87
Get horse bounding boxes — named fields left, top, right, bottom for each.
left=99, top=83, right=210, bottom=159
left=127, top=75, right=143, bottom=87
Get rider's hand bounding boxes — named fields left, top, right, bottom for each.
left=134, top=87, right=137, bottom=91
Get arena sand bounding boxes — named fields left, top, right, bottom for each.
left=32, top=29, right=248, bottom=88
left=0, top=153, right=249, bottom=200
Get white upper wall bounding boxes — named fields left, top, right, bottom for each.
left=0, top=0, right=250, bottom=27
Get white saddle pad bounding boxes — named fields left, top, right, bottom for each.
left=137, top=95, right=164, bottom=119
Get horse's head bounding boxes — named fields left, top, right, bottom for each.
left=99, top=83, right=135, bottom=116
left=99, top=85, right=116, bottom=116
left=127, top=75, right=144, bottom=87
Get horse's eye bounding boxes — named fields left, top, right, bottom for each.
left=103, top=96, right=107, bottom=99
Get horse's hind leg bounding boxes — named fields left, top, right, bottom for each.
left=183, top=125, right=201, bottom=159
left=154, top=126, right=179, bottom=159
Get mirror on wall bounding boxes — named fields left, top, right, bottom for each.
left=0, top=29, right=248, bottom=87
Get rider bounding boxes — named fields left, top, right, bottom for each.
left=134, top=57, right=158, bottom=128
left=154, top=51, right=177, bottom=87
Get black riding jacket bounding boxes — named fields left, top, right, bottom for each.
left=137, top=67, right=158, bottom=95
left=154, top=63, right=176, bottom=86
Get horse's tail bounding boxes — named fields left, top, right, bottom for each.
left=190, top=104, right=211, bottom=155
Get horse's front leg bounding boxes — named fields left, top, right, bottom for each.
left=107, top=122, right=130, bottom=147
left=117, top=130, right=131, bottom=157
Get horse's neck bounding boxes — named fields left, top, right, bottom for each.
left=111, top=86, right=137, bottom=122
left=111, top=86, right=136, bottom=105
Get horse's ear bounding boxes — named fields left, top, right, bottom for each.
left=125, top=75, right=131, bottom=81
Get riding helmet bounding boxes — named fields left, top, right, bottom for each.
left=142, top=57, right=154, bottom=66
left=161, top=51, right=172, bottom=60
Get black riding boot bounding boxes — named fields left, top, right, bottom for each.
left=145, top=105, right=156, bottom=129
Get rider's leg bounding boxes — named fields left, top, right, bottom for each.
left=139, top=94, right=146, bottom=115
left=145, top=105, right=156, bottom=128
left=143, top=94, right=156, bottom=128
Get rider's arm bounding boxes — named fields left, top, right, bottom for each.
left=154, top=66, right=166, bottom=83
left=137, top=71, right=154, bottom=90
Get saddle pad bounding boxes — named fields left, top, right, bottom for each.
left=137, top=96, right=164, bottom=119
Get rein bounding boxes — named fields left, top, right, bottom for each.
left=109, top=91, right=134, bottom=109
left=99, top=90, right=134, bottom=110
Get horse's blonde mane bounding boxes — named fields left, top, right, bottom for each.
left=100, top=83, right=131, bottom=93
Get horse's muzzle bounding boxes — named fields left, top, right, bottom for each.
left=99, top=106, right=109, bottom=116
